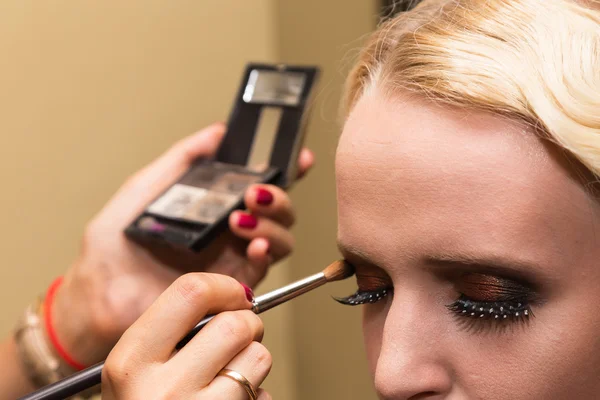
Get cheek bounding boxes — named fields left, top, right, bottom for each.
left=449, top=301, right=600, bottom=399
left=361, top=302, right=389, bottom=377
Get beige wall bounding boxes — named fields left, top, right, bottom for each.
left=0, top=1, right=378, bottom=398
left=277, top=2, right=380, bottom=398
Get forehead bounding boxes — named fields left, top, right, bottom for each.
left=335, top=91, right=599, bottom=269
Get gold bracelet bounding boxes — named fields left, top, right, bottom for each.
left=14, top=297, right=101, bottom=399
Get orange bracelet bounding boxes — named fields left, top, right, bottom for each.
left=43, top=277, right=87, bottom=371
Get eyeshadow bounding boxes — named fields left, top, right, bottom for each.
left=184, top=190, right=240, bottom=224
left=211, top=172, right=262, bottom=195
left=147, top=164, right=263, bottom=225
left=456, top=273, right=532, bottom=302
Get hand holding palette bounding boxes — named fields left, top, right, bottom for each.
left=125, top=63, right=319, bottom=252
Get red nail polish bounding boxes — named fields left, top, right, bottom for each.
left=238, top=214, right=258, bottom=229
left=241, top=283, right=254, bottom=301
left=256, top=188, right=274, bottom=206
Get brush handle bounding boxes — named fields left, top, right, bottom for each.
left=175, top=314, right=216, bottom=349
left=18, top=363, right=103, bottom=400
left=252, top=272, right=326, bottom=313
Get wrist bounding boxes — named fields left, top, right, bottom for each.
left=2, top=332, right=36, bottom=397
left=13, top=286, right=103, bottom=398
left=51, top=274, right=111, bottom=366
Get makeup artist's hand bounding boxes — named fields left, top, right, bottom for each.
left=53, top=122, right=314, bottom=366
left=102, top=273, right=272, bottom=400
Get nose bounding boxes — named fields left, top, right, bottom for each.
left=372, top=293, right=453, bottom=400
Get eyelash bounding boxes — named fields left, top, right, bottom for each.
left=337, top=289, right=533, bottom=330
left=446, top=295, right=533, bottom=322
left=335, top=287, right=392, bottom=306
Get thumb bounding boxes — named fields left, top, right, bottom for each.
left=93, top=122, right=226, bottom=228
left=144, top=122, right=227, bottom=183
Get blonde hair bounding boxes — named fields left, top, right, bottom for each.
left=344, top=0, right=600, bottom=179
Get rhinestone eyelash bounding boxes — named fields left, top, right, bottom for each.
left=447, top=297, right=532, bottom=321
left=335, top=288, right=391, bottom=306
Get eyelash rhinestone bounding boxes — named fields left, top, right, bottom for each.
left=334, top=288, right=392, bottom=306
left=447, top=296, right=532, bottom=322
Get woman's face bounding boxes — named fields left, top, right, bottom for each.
left=335, top=90, right=600, bottom=399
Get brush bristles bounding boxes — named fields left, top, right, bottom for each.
left=323, top=260, right=355, bottom=282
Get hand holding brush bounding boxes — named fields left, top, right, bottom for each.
left=19, top=260, right=353, bottom=400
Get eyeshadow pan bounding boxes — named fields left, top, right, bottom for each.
left=147, top=184, right=209, bottom=219
left=148, top=166, right=262, bottom=224
left=211, top=172, right=262, bottom=195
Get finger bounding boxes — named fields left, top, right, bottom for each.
left=198, top=341, right=272, bottom=400
left=197, top=388, right=271, bottom=400
left=141, top=122, right=226, bottom=186
left=248, top=148, right=313, bottom=179
left=247, top=237, right=271, bottom=267
left=296, top=147, right=315, bottom=180
left=244, top=184, right=295, bottom=227
left=111, top=273, right=252, bottom=365
left=244, top=238, right=272, bottom=283
left=229, top=212, right=294, bottom=260
left=169, top=310, right=264, bottom=387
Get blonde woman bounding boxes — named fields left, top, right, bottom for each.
left=336, top=0, right=600, bottom=398
left=17, top=0, right=600, bottom=398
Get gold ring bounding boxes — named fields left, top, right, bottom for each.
left=217, top=368, right=258, bottom=400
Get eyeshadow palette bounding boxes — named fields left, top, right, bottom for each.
left=125, top=63, right=319, bottom=252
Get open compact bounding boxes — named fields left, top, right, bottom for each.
left=125, top=63, right=319, bottom=252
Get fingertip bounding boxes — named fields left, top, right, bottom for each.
left=212, top=121, right=227, bottom=132
left=256, top=237, right=270, bottom=255
left=247, top=238, right=270, bottom=264
left=297, top=148, right=315, bottom=178
left=239, top=282, right=254, bottom=302
left=244, top=184, right=284, bottom=210
left=169, top=122, right=227, bottom=164
left=300, top=147, right=314, bottom=163
left=201, top=121, right=227, bottom=140
left=228, top=210, right=239, bottom=228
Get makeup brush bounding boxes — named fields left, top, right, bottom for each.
left=177, top=259, right=352, bottom=348
left=19, top=260, right=354, bottom=400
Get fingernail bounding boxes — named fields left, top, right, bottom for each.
left=256, top=188, right=274, bottom=206
left=238, top=213, right=258, bottom=229
left=241, top=283, right=254, bottom=301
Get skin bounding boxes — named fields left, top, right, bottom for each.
left=335, top=89, right=600, bottom=399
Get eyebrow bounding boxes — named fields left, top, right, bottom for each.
left=337, top=239, right=548, bottom=287
left=336, top=240, right=375, bottom=265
